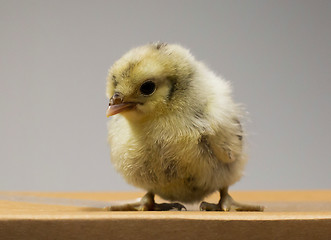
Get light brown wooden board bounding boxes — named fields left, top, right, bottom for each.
left=0, top=191, right=330, bottom=240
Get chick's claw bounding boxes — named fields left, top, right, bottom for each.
left=154, top=202, right=187, bottom=211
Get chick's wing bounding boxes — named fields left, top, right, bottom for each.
left=202, top=122, right=243, bottom=164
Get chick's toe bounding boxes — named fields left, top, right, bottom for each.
left=106, top=192, right=186, bottom=211
left=200, top=188, right=264, bottom=212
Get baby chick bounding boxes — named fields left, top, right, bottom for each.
left=106, top=43, right=263, bottom=211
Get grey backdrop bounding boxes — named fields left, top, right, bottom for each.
left=1, top=0, right=330, bottom=192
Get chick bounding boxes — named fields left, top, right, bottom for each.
left=106, top=42, right=263, bottom=211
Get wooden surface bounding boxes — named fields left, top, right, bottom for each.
left=0, top=190, right=330, bottom=240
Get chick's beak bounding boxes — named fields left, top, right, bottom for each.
left=106, top=92, right=136, bottom=117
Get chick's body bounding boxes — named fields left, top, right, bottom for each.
left=107, top=43, right=246, bottom=205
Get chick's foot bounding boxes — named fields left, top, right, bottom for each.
left=200, top=188, right=264, bottom=212
left=105, top=192, right=186, bottom=211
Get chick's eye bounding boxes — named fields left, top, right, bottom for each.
left=140, top=81, right=156, bottom=96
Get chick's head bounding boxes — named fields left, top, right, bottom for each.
left=106, top=43, right=196, bottom=121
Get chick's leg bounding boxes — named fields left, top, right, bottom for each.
left=106, top=192, right=186, bottom=211
left=200, top=187, right=264, bottom=211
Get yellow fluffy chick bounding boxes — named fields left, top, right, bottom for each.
left=106, top=43, right=263, bottom=211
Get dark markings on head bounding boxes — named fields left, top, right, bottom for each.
left=154, top=42, right=167, bottom=50
left=166, top=75, right=178, bottom=100
left=112, top=75, right=118, bottom=87
left=121, top=62, right=136, bottom=78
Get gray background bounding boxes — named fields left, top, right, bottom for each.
left=1, top=0, right=330, bottom=192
